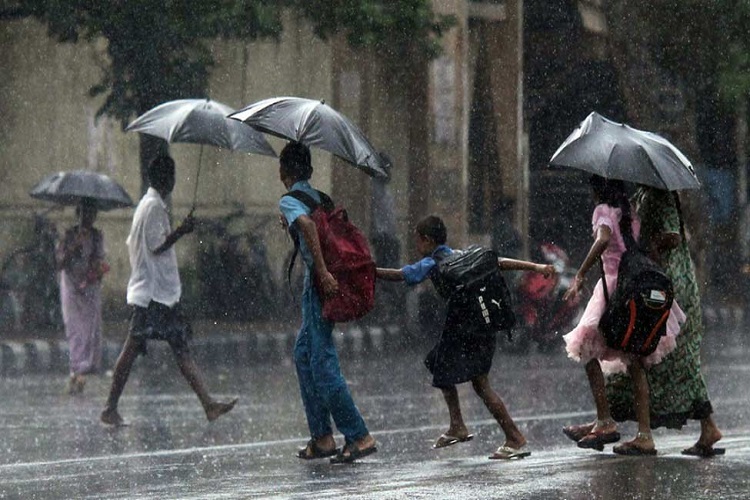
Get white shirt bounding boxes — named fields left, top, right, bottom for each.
left=126, top=188, right=181, bottom=307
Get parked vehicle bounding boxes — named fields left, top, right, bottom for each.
left=507, top=243, right=582, bottom=354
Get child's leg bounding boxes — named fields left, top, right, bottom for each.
left=630, top=357, right=655, bottom=446
left=585, top=358, right=617, bottom=432
left=613, top=357, right=656, bottom=455
left=471, top=375, right=526, bottom=449
left=440, top=386, right=470, bottom=437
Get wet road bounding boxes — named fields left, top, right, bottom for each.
left=0, top=331, right=749, bottom=499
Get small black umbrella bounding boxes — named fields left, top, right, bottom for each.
left=549, top=112, right=700, bottom=191
left=228, top=97, right=389, bottom=179
left=30, top=170, right=134, bottom=211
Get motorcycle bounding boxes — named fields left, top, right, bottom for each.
left=506, top=243, right=582, bottom=354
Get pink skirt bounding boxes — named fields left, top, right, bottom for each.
left=563, top=275, right=685, bottom=374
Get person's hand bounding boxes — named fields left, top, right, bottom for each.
left=177, top=214, right=195, bottom=235
left=318, top=271, right=339, bottom=299
left=278, top=213, right=289, bottom=231
left=563, top=274, right=584, bottom=302
left=538, top=264, right=556, bottom=278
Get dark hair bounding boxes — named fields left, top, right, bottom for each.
left=589, top=175, right=635, bottom=247
left=279, top=142, right=313, bottom=181
left=416, top=215, right=447, bottom=245
left=148, top=155, right=175, bottom=190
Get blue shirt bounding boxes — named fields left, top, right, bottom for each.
left=279, top=180, right=321, bottom=269
left=401, top=244, right=453, bottom=285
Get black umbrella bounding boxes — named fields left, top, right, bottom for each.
left=30, top=170, right=133, bottom=211
left=228, top=97, right=389, bottom=179
left=549, top=112, right=700, bottom=191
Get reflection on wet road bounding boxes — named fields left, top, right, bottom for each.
left=0, top=333, right=748, bottom=499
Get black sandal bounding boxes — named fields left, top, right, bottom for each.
left=329, top=443, right=378, bottom=464
left=297, top=439, right=338, bottom=460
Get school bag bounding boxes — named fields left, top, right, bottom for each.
left=433, top=245, right=516, bottom=335
left=598, top=248, right=674, bottom=356
left=284, top=190, right=376, bottom=323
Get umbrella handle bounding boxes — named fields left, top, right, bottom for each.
left=191, top=145, right=204, bottom=213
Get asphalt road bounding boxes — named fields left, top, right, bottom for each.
left=0, top=329, right=748, bottom=499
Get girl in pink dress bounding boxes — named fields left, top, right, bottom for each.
left=562, top=176, right=684, bottom=456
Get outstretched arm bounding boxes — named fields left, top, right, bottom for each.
left=376, top=267, right=405, bottom=281
left=498, top=258, right=555, bottom=277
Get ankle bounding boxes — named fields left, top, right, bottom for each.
left=635, top=431, right=653, bottom=441
left=595, top=417, right=615, bottom=429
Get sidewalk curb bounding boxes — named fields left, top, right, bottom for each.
left=0, top=324, right=405, bottom=377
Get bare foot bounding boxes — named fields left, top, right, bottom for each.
left=67, top=375, right=85, bottom=395
left=443, top=426, right=472, bottom=441
left=205, top=398, right=238, bottom=422
left=100, top=408, right=126, bottom=426
left=503, top=435, right=527, bottom=450
left=353, top=433, right=377, bottom=452
left=696, top=426, right=723, bottom=448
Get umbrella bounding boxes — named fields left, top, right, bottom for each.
left=30, top=170, right=133, bottom=211
left=228, top=97, right=389, bottom=179
left=549, top=111, right=700, bottom=191
left=126, top=98, right=277, bottom=208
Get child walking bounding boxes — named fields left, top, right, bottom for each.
left=561, top=175, right=684, bottom=455
left=376, top=215, right=555, bottom=459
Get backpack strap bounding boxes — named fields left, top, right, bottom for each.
left=599, top=257, right=610, bottom=304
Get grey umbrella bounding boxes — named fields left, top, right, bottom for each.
left=30, top=170, right=133, bottom=211
left=126, top=98, right=277, bottom=209
left=228, top=97, right=389, bottom=179
left=549, top=112, right=700, bottom=191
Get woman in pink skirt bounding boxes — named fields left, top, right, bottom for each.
left=562, top=176, right=684, bottom=456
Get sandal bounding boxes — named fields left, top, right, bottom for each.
left=563, top=422, right=594, bottom=443
left=681, top=443, right=726, bottom=458
left=489, top=445, right=531, bottom=460
left=297, top=440, right=338, bottom=460
left=433, top=433, right=474, bottom=449
left=613, top=440, right=657, bottom=456
left=329, top=443, right=378, bottom=464
left=577, top=429, right=621, bottom=451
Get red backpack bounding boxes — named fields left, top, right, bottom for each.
left=285, top=190, right=376, bottom=322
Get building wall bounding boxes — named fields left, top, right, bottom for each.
left=0, top=2, right=526, bottom=324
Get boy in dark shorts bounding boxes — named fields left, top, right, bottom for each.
left=100, top=156, right=237, bottom=426
left=376, top=215, right=554, bottom=459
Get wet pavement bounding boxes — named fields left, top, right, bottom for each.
left=0, top=329, right=749, bottom=499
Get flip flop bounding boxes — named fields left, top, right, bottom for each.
left=681, top=443, right=726, bottom=458
left=433, top=433, right=475, bottom=449
left=330, top=443, right=378, bottom=464
left=577, top=430, right=621, bottom=451
left=562, top=423, right=594, bottom=443
left=297, top=440, right=339, bottom=460
left=489, top=445, right=531, bottom=460
left=613, top=441, right=657, bottom=456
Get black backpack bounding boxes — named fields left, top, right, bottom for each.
left=598, top=249, right=674, bottom=356
left=433, top=245, right=516, bottom=334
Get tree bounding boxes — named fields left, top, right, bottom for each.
left=1, top=0, right=452, bottom=189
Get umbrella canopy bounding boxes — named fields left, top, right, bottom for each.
left=228, top=97, right=389, bottom=179
left=549, top=112, right=700, bottom=191
left=126, top=98, right=276, bottom=157
left=30, top=170, right=133, bottom=211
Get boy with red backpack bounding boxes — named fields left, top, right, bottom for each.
left=278, top=142, right=377, bottom=464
